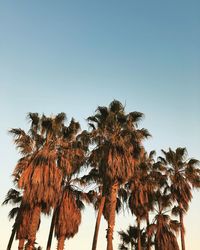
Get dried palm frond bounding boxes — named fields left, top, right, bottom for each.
left=55, top=191, right=81, bottom=239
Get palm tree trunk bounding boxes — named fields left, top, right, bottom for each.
left=7, top=225, right=17, bottom=250
left=179, top=211, right=185, bottom=250
left=106, top=182, right=118, bottom=250
left=137, top=217, right=141, bottom=250
left=26, top=205, right=41, bottom=250
left=7, top=205, right=24, bottom=250
left=92, top=196, right=105, bottom=250
left=46, top=208, right=57, bottom=250
left=18, top=239, right=25, bottom=250
left=57, top=235, right=65, bottom=250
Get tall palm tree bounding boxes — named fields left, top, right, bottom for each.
left=158, top=147, right=200, bottom=250
left=147, top=192, right=180, bottom=250
left=55, top=185, right=93, bottom=250
left=127, top=150, right=156, bottom=250
left=10, top=113, right=66, bottom=249
left=46, top=119, right=90, bottom=250
left=88, top=100, right=150, bottom=250
left=54, top=188, right=81, bottom=250
left=2, top=188, right=38, bottom=250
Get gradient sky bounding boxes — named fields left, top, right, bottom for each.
left=0, top=1, right=200, bottom=249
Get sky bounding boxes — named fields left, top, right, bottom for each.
left=0, top=0, right=200, bottom=249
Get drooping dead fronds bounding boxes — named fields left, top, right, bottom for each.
left=55, top=190, right=81, bottom=239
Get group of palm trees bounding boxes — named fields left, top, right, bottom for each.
left=3, top=100, right=200, bottom=250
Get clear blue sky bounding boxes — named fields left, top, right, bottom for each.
left=0, top=1, right=200, bottom=249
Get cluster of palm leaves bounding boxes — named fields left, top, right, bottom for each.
left=3, top=100, right=200, bottom=250
left=118, top=147, right=200, bottom=250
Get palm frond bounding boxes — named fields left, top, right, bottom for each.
left=2, top=188, right=22, bottom=205
left=8, top=207, right=20, bottom=220
left=109, top=100, right=124, bottom=113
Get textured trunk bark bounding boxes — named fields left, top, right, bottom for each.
left=46, top=208, right=57, bottom=250
left=137, top=217, right=141, bottom=250
left=57, top=235, right=65, bottom=250
left=18, top=239, right=25, bottom=250
left=92, top=196, right=105, bottom=250
left=26, top=205, right=41, bottom=250
left=106, top=182, right=118, bottom=250
left=7, top=226, right=17, bottom=250
left=180, top=211, right=185, bottom=250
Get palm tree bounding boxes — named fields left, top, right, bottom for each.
left=10, top=113, right=66, bottom=249
left=54, top=185, right=93, bottom=250
left=127, top=150, right=156, bottom=250
left=119, top=225, right=137, bottom=250
left=158, top=147, right=200, bottom=250
left=118, top=225, right=147, bottom=250
left=3, top=188, right=23, bottom=250
left=54, top=188, right=81, bottom=250
left=45, top=119, right=90, bottom=250
left=2, top=188, right=35, bottom=250
left=147, top=192, right=180, bottom=250
left=88, top=100, right=150, bottom=250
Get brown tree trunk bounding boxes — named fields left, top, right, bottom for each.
left=92, top=196, right=106, bottom=250
left=179, top=211, right=185, bottom=250
left=57, top=235, right=65, bottom=250
left=7, top=226, right=17, bottom=250
left=137, top=217, right=141, bottom=250
left=46, top=208, right=57, bottom=250
left=18, top=239, right=25, bottom=250
left=106, top=182, right=118, bottom=250
left=26, top=205, right=41, bottom=250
